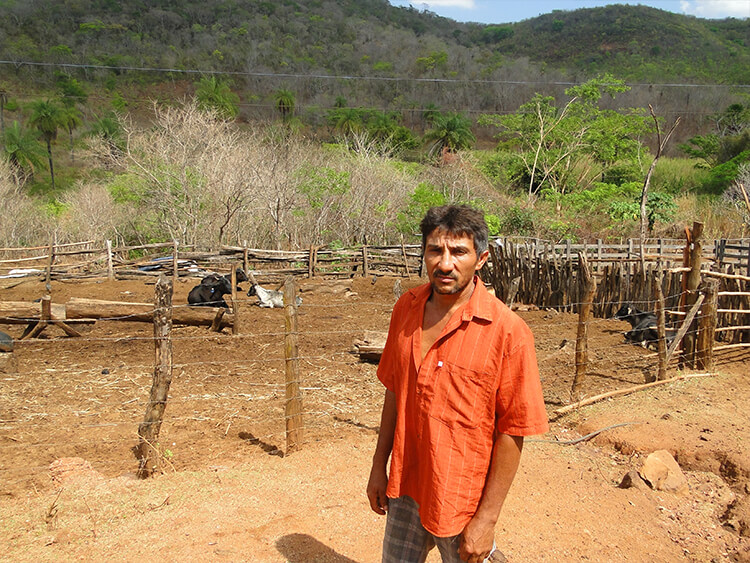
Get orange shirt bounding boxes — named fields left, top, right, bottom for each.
left=377, top=277, right=548, bottom=537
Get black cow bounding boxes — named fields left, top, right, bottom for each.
left=188, top=274, right=234, bottom=308
left=613, top=303, right=672, bottom=347
left=613, top=303, right=658, bottom=345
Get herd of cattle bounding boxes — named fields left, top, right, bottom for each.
left=187, top=270, right=301, bottom=309
left=187, top=271, right=672, bottom=347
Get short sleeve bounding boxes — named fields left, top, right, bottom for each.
left=494, top=320, right=549, bottom=436
left=376, top=293, right=411, bottom=392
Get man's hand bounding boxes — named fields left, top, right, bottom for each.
left=366, top=464, right=389, bottom=515
left=458, top=516, right=495, bottom=563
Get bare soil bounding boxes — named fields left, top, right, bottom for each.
left=1, top=276, right=748, bottom=562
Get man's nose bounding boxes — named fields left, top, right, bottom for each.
left=437, top=250, right=453, bottom=270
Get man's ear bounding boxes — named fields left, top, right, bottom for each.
left=475, top=249, right=490, bottom=271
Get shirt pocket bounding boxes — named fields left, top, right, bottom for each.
left=428, top=362, right=494, bottom=429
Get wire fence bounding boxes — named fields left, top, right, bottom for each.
left=1, top=240, right=748, bottom=491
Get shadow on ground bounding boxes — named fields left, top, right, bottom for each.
left=276, top=533, right=360, bottom=563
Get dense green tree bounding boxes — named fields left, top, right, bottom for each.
left=28, top=99, right=64, bottom=190
left=479, top=75, right=650, bottom=203
left=2, top=120, right=45, bottom=186
left=680, top=102, right=750, bottom=192
left=56, top=75, right=88, bottom=108
left=423, top=112, right=476, bottom=156
left=194, top=76, right=239, bottom=120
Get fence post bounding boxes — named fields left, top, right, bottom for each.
left=243, top=240, right=249, bottom=277
left=172, top=240, right=179, bottom=282
left=309, top=246, right=317, bottom=278
left=696, top=278, right=719, bottom=371
left=45, top=236, right=56, bottom=292
left=571, top=254, right=595, bottom=400
left=106, top=239, right=115, bottom=281
left=283, top=276, right=303, bottom=454
left=362, top=245, right=369, bottom=278
left=652, top=270, right=668, bottom=381
left=136, top=276, right=173, bottom=478
left=400, top=236, right=412, bottom=279
left=231, top=265, right=240, bottom=336
left=681, top=222, right=703, bottom=368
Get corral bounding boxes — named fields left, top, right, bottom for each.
left=1, top=273, right=749, bottom=562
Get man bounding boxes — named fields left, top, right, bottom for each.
left=366, top=205, right=548, bottom=563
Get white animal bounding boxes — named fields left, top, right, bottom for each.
left=247, top=283, right=302, bottom=308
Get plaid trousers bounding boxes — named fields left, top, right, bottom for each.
left=382, top=496, right=505, bottom=563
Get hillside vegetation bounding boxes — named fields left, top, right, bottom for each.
left=0, top=1, right=749, bottom=251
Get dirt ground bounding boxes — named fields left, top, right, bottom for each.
left=1, top=275, right=749, bottom=562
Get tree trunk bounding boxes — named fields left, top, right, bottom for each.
left=46, top=138, right=55, bottom=190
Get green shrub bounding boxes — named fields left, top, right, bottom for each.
left=601, top=162, right=642, bottom=185
left=699, top=150, right=750, bottom=195
left=499, top=205, right=535, bottom=236
left=396, top=182, right=446, bottom=235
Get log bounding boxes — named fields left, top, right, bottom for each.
left=554, top=372, right=716, bottom=416
left=0, top=301, right=67, bottom=321
left=65, top=297, right=234, bottom=328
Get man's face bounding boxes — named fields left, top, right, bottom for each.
left=424, top=228, right=489, bottom=296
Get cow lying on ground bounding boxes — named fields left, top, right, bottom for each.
left=188, top=272, right=245, bottom=308
left=613, top=303, right=674, bottom=347
left=247, top=282, right=302, bottom=308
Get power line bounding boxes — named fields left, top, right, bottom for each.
left=2, top=60, right=749, bottom=89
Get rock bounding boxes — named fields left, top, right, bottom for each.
left=0, top=331, right=13, bottom=352
left=619, top=470, right=650, bottom=491
left=639, top=450, right=689, bottom=495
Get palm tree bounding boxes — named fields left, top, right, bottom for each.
left=274, top=88, right=296, bottom=122
left=88, top=113, right=124, bottom=154
left=2, top=120, right=45, bottom=186
left=423, top=111, right=476, bottom=156
left=28, top=99, right=64, bottom=190
left=422, top=103, right=441, bottom=127
left=330, top=107, right=364, bottom=135
left=195, top=76, right=239, bottom=120
left=59, top=105, right=82, bottom=162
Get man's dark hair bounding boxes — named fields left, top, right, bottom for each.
left=420, top=205, right=488, bottom=255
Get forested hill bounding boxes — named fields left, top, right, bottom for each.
left=1, top=0, right=748, bottom=86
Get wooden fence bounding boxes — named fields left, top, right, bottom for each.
left=0, top=241, right=423, bottom=282
left=1, top=237, right=747, bottom=282
left=485, top=237, right=749, bottom=346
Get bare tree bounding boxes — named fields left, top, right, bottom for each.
left=639, top=105, right=680, bottom=269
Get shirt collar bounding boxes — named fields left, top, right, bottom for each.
left=409, top=276, right=495, bottom=323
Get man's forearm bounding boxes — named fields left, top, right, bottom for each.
left=459, top=434, right=523, bottom=561
left=367, top=389, right=397, bottom=515
left=372, top=389, right=397, bottom=467
left=473, top=434, right=524, bottom=524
